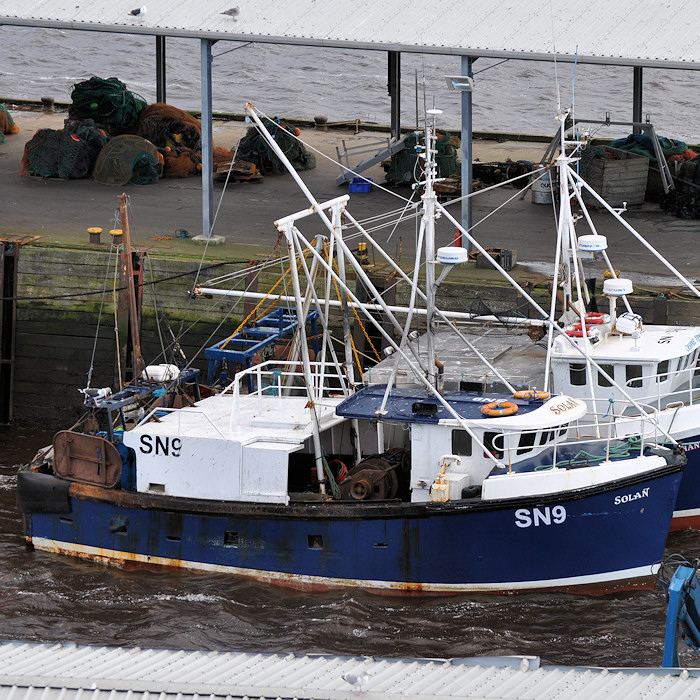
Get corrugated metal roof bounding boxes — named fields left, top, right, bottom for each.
left=0, top=0, right=698, bottom=69
left=1, top=642, right=700, bottom=700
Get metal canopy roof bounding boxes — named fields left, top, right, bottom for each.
left=0, top=0, right=698, bottom=70
left=3, top=641, right=700, bottom=700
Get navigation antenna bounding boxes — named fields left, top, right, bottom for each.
left=549, top=0, right=561, bottom=114
left=571, top=45, right=579, bottom=130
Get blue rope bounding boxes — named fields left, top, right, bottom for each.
left=603, top=397, right=614, bottom=418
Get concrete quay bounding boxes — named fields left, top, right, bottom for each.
left=0, top=107, right=698, bottom=294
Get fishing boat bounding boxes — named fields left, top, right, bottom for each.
left=417, top=109, right=700, bottom=530
left=16, top=103, right=686, bottom=594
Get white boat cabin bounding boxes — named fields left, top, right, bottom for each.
left=551, top=320, right=700, bottom=414
left=122, top=365, right=590, bottom=507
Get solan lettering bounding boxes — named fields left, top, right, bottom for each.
left=614, top=487, right=649, bottom=505
left=139, top=435, right=182, bottom=457
left=515, top=505, right=567, bottom=528
left=549, top=399, right=579, bottom=415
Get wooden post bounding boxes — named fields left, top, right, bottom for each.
left=0, top=241, right=18, bottom=423
left=119, top=195, right=145, bottom=379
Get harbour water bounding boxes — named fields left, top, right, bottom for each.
left=1, top=422, right=700, bottom=668
left=2, top=26, right=700, bottom=141
left=3, top=24, right=700, bottom=670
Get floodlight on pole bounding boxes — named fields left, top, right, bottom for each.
left=445, top=67, right=475, bottom=252
left=445, top=75, right=474, bottom=92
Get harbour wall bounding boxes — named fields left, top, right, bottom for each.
left=3, top=244, right=699, bottom=427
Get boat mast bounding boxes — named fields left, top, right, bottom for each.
left=119, top=194, right=145, bottom=379
left=422, top=109, right=441, bottom=387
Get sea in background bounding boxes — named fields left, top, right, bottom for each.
left=3, top=25, right=700, bottom=669
left=2, top=26, right=700, bottom=142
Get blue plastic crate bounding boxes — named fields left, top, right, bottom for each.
left=349, top=177, right=373, bottom=193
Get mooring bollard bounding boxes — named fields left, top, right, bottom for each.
left=87, top=227, right=102, bottom=245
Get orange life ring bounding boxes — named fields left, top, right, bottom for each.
left=513, top=390, right=550, bottom=401
left=481, top=400, right=519, bottom=417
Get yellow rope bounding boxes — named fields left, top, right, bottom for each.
left=324, top=241, right=381, bottom=374
left=219, top=250, right=307, bottom=350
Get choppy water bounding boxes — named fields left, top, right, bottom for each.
left=2, top=423, right=700, bottom=668
left=2, top=26, right=700, bottom=141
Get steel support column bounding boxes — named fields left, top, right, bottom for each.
left=633, top=66, right=643, bottom=134
left=460, top=56, right=475, bottom=251
left=388, top=51, right=401, bottom=141
left=156, top=35, right=166, bottom=103
left=200, top=39, right=214, bottom=239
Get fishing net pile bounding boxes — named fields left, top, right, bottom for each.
left=384, top=131, right=458, bottom=184
left=159, top=144, right=235, bottom=178
left=19, top=76, right=261, bottom=185
left=588, top=133, right=700, bottom=218
left=0, top=104, right=19, bottom=144
left=69, top=76, right=147, bottom=135
left=21, top=118, right=110, bottom=179
left=92, top=134, right=163, bottom=185
left=236, top=118, right=315, bottom=174
left=135, top=103, right=202, bottom=150
left=660, top=155, right=700, bottom=219
left=161, top=146, right=201, bottom=177
left=607, top=133, right=690, bottom=162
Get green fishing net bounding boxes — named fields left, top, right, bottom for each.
left=69, top=76, right=147, bottom=135
left=236, top=118, right=315, bottom=174
left=21, top=118, right=110, bottom=179
left=93, top=134, right=162, bottom=186
left=384, top=130, right=458, bottom=184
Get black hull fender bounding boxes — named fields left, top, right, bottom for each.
left=16, top=471, right=71, bottom=515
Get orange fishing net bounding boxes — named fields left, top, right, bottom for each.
left=0, top=104, right=19, bottom=136
left=160, top=144, right=235, bottom=178
left=135, top=103, right=202, bottom=150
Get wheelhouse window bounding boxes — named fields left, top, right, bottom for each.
left=569, top=363, right=587, bottom=386
left=657, top=360, right=669, bottom=383
left=517, top=431, right=536, bottom=455
left=597, top=363, right=614, bottom=388
left=626, top=364, right=643, bottom=389
left=451, top=429, right=472, bottom=456
left=483, top=432, right=504, bottom=460
left=538, top=430, right=555, bottom=446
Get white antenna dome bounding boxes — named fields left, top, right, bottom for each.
left=603, top=278, right=633, bottom=296
left=578, top=234, right=607, bottom=253
left=436, top=246, right=469, bottom=265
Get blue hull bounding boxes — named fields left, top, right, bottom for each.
left=19, top=465, right=683, bottom=593
left=672, top=437, right=700, bottom=529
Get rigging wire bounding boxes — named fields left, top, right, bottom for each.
left=473, top=58, right=510, bottom=76
left=84, top=229, right=120, bottom=390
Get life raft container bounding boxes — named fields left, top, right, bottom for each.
left=565, top=326, right=593, bottom=338
left=579, top=312, right=610, bottom=325
left=481, top=400, right=519, bottom=417
left=513, top=390, right=550, bottom=400
left=564, top=320, right=605, bottom=338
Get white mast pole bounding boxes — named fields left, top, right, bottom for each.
left=279, top=221, right=327, bottom=494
